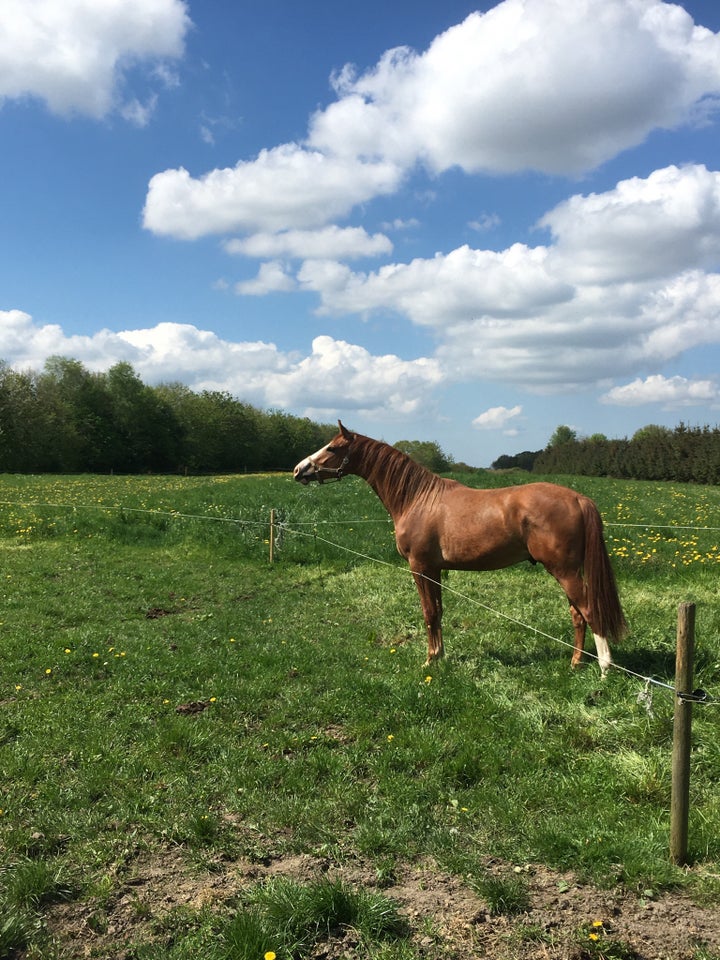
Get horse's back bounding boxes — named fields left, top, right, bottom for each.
left=423, top=479, right=589, bottom=571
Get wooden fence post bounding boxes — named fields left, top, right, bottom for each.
left=269, top=508, right=276, bottom=564
left=670, top=601, right=695, bottom=866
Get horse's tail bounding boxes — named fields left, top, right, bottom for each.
left=580, top=497, right=628, bottom=643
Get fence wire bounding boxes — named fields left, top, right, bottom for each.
left=1, top=495, right=717, bottom=707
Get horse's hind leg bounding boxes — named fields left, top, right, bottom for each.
left=569, top=604, right=587, bottom=669
left=558, top=571, right=613, bottom=676
left=411, top=566, right=444, bottom=664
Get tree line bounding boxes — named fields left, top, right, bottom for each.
left=493, top=423, right=720, bottom=485
left=0, top=358, right=335, bottom=474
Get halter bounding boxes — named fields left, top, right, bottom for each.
left=306, top=451, right=350, bottom=483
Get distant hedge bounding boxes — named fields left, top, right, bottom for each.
left=532, top=423, right=720, bottom=484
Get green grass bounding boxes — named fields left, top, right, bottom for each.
left=1, top=470, right=719, bottom=956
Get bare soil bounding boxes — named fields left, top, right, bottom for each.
left=44, top=851, right=720, bottom=959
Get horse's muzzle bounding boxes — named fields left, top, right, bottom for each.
left=293, top=459, right=315, bottom=484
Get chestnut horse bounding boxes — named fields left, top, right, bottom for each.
left=294, top=423, right=627, bottom=675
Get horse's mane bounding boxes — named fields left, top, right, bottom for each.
left=354, top=435, right=445, bottom=514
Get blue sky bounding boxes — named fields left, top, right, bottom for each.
left=2, top=0, right=720, bottom=466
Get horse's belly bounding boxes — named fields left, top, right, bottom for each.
left=441, top=537, right=530, bottom=570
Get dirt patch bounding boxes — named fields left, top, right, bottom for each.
left=46, top=852, right=720, bottom=959
left=145, top=606, right=175, bottom=619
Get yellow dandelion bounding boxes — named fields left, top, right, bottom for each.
left=265, top=952, right=277, bottom=960
left=424, top=675, right=432, bottom=684
left=45, top=668, right=52, bottom=675
left=387, top=734, right=394, bottom=742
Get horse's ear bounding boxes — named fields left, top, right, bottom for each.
left=338, top=420, right=354, bottom=440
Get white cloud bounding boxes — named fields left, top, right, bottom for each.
left=0, top=309, right=138, bottom=366
left=298, top=244, right=572, bottom=326
left=142, top=145, right=402, bottom=239
left=472, top=405, right=523, bottom=430
left=225, top=226, right=392, bottom=261
left=309, top=0, right=720, bottom=176
left=260, top=335, right=443, bottom=416
left=640, top=270, right=720, bottom=361
left=234, top=262, right=296, bottom=296
left=120, top=94, right=158, bottom=128
left=118, top=323, right=290, bottom=391
left=601, top=374, right=720, bottom=407
left=286, top=164, right=720, bottom=392
left=142, top=1, right=720, bottom=245
left=0, top=0, right=190, bottom=119
left=542, top=164, right=720, bottom=284
left=381, top=218, right=420, bottom=232
left=469, top=214, right=501, bottom=232
left=0, top=314, right=441, bottom=419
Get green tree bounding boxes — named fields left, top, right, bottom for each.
left=393, top=439, right=453, bottom=472
left=547, top=424, right=577, bottom=447
left=36, top=357, right=113, bottom=471
left=105, top=362, right=182, bottom=471
left=260, top=411, right=333, bottom=471
left=0, top=363, right=46, bottom=471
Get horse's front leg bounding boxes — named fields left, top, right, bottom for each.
left=411, top=566, right=444, bottom=664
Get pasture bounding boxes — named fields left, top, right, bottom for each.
left=1, top=469, right=719, bottom=959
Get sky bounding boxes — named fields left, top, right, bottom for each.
left=2, top=0, right=720, bottom=467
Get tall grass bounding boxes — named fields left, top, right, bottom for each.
left=1, top=470, right=719, bottom=956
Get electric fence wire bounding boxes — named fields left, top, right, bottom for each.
left=1, top=496, right=717, bottom=706
left=280, top=521, right=719, bottom=710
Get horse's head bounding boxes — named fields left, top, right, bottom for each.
left=293, top=421, right=355, bottom=484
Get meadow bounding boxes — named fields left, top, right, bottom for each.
left=1, top=469, right=719, bottom=959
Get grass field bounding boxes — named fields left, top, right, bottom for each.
left=1, top=469, right=719, bottom=959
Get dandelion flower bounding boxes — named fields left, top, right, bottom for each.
left=425, top=675, right=432, bottom=684
left=265, top=953, right=277, bottom=960
left=387, top=734, right=394, bottom=742
left=45, top=668, right=52, bottom=675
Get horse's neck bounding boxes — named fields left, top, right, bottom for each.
left=352, top=436, right=437, bottom=519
